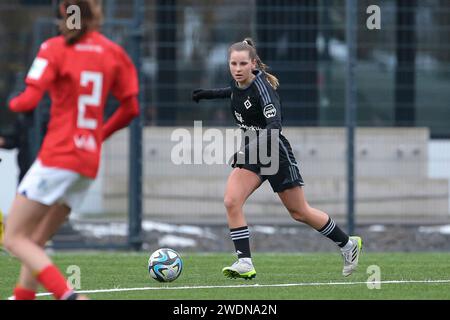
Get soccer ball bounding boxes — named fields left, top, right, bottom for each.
left=148, top=248, right=183, bottom=282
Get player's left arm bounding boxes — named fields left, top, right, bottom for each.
left=9, top=41, right=58, bottom=112
left=102, top=95, right=139, bottom=141
left=102, top=48, right=140, bottom=141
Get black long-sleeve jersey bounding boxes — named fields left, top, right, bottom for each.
left=201, top=70, right=297, bottom=166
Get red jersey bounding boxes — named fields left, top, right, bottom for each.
left=19, top=31, right=139, bottom=178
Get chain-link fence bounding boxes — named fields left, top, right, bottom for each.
left=0, top=0, right=449, bottom=250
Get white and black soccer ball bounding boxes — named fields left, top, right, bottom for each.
left=148, top=248, right=183, bottom=282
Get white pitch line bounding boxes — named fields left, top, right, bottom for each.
left=20, top=279, right=450, bottom=298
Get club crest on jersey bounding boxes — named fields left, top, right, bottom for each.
left=244, top=98, right=252, bottom=109
left=263, top=104, right=276, bottom=118
left=235, top=111, right=243, bottom=123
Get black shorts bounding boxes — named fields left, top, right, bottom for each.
left=241, top=162, right=304, bottom=193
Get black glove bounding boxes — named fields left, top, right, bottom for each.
left=192, top=89, right=205, bottom=103
left=228, top=150, right=246, bottom=168
left=192, top=87, right=232, bottom=102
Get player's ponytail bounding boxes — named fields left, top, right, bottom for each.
left=59, top=0, right=103, bottom=45
left=229, top=37, right=280, bottom=90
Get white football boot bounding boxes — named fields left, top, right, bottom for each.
left=222, top=258, right=256, bottom=280
left=341, top=236, right=363, bottom=277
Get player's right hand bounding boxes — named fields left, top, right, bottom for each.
left=192, top=89, right=205, bottom=103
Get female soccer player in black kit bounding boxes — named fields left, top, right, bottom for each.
left=192, top=38, right=362, bottom=279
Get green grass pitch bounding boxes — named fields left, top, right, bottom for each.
left=1, top=251, right=450, bottom=300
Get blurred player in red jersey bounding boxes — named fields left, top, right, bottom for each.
left=3, top=0, right=139, bottom=300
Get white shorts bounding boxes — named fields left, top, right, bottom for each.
left=18, top=160, right=93, bottom=211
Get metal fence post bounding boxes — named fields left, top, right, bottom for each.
left=128, top=0, right=144, bottom=251
left=346, top=0, right=357, bottom=235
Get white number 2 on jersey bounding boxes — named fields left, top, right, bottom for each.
left=78, top=71, right=103, bottom=129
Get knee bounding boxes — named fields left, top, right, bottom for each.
left=30, top=227, right=53, bottom=248
left=288, top=207, right=310, bottom=223
left=2, top=233, right=19, bottom=255
left=224, top=195, right=243, bottom=213
left=31, top=234, right=48, bottom=248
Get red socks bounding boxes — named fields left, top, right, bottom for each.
left=37, top=265, right=72, bottom=300
left=13, top=286, right=36, bottom=300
